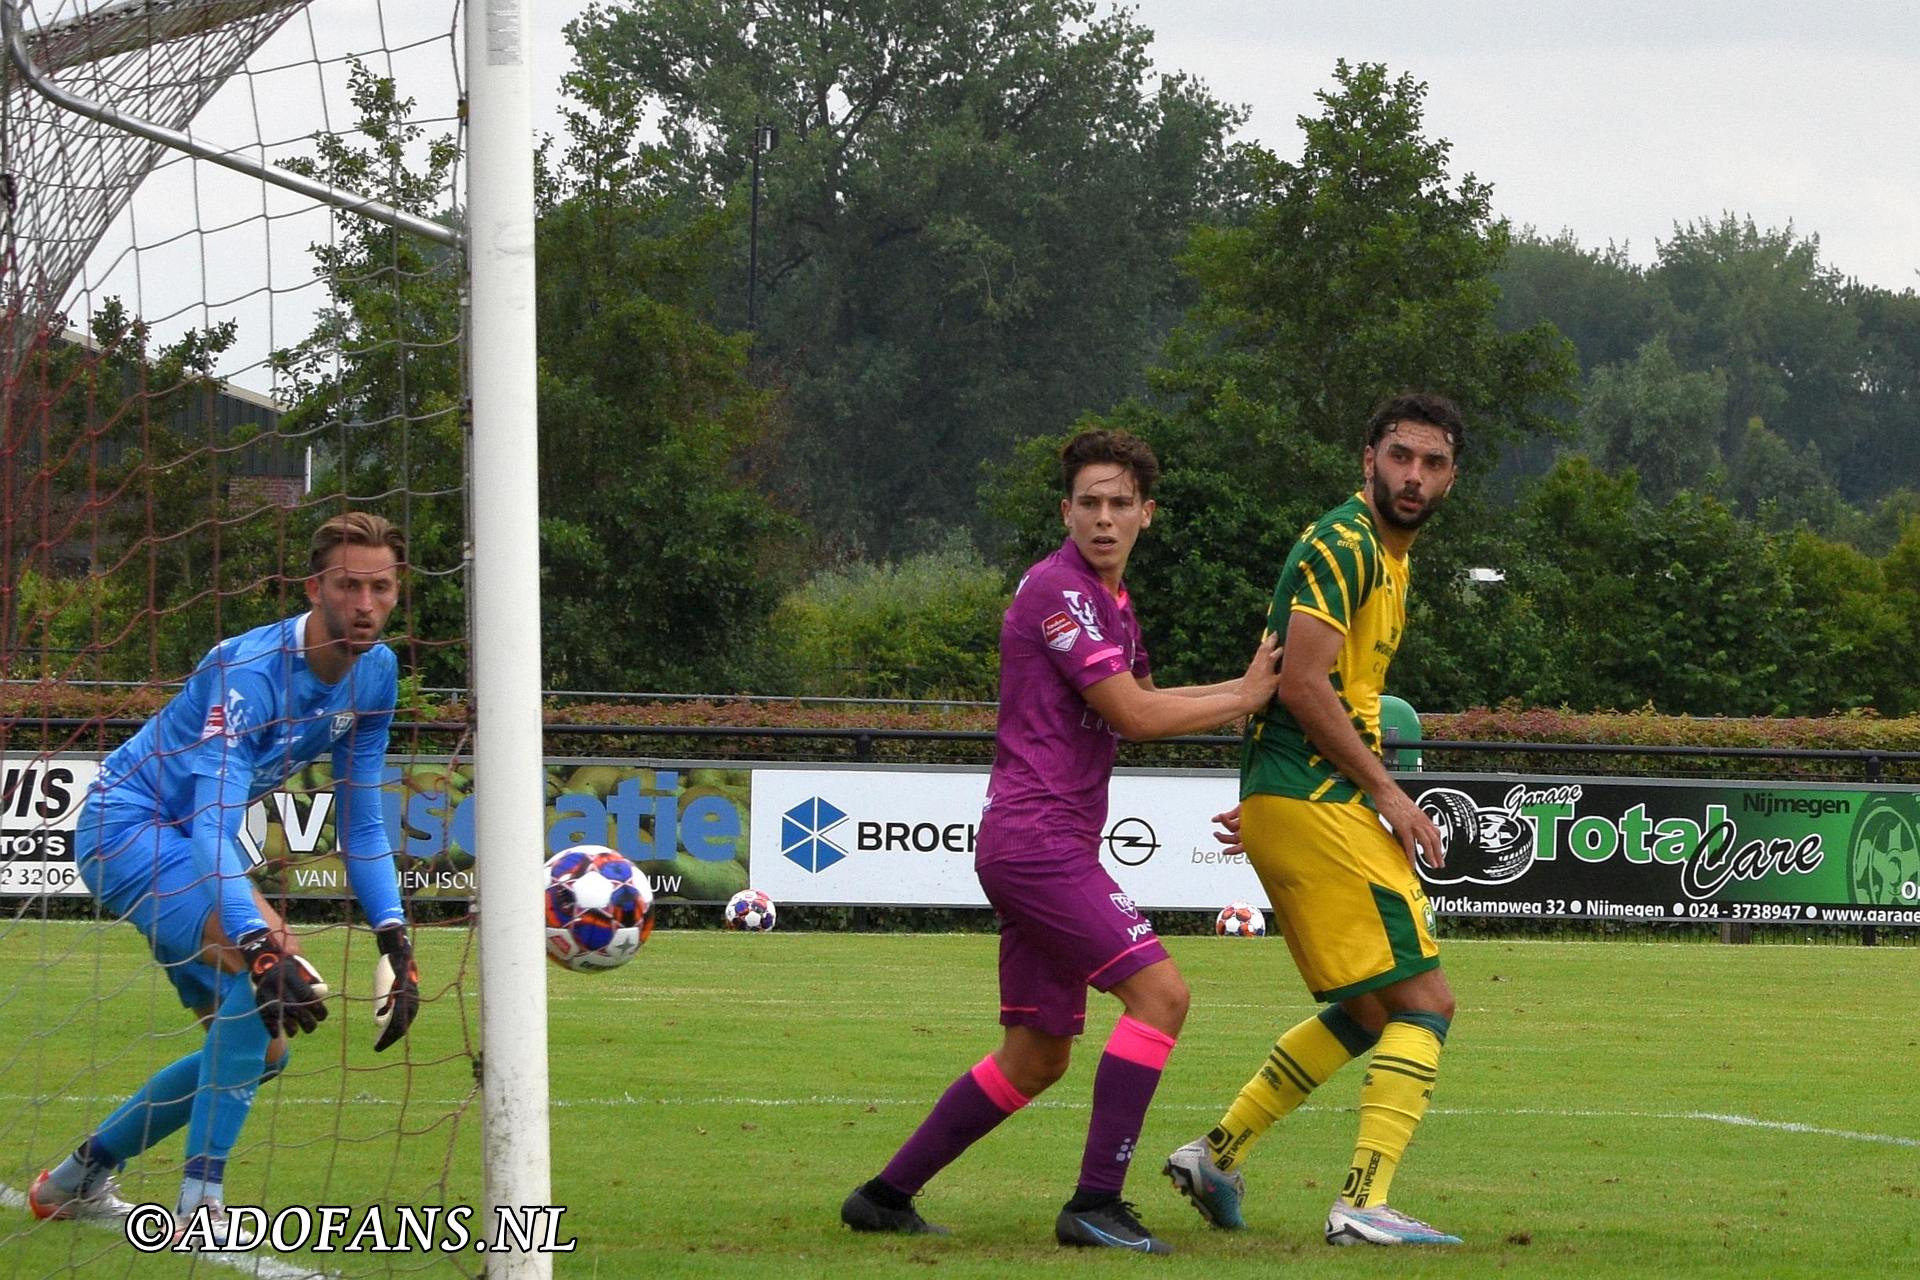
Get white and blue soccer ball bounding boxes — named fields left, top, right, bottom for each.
left=1215, top=901, right=1266, bottom=937
left=544, top=845, right=654, bottom=971
left=723, top=888, right=777, bottom=932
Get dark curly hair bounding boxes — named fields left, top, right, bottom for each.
left=1366, top=393, right=1466, bottom=459
left=1059, top=429, right=1162, bottom=498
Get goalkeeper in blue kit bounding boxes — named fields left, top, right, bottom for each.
left=28, top=512, right=421, bottom=1246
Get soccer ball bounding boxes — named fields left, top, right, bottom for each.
left=723, top=888, right=777, bottom=932
left=1215, top=901, right=1266, bottom=937
left=544, top=845, right=654, bottom=971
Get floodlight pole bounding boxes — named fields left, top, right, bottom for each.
left=747, top=119, right=774, bottom=330
left=465, top=2, right=550, bottom=1278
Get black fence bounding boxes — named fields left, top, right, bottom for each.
left=526, top=722, right=1919, bottom=786
left=15, top=716, right=1920, bottom=784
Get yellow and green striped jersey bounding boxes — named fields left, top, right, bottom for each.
left=1241, top=493, right=1408, bottom=805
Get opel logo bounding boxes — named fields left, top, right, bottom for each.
left=1105, top=817, right=1159, bottom=867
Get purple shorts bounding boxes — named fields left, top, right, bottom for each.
left=977, top=853, right=1170, bottom=1038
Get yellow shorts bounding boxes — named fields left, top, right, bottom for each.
left=1242, top=793, right=1440, bottom=1002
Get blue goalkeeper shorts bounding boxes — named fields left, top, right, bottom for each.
left=74, top=793, right=222, bottom=1011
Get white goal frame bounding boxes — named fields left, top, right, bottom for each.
left=2, top=3, right=550, bottom=1275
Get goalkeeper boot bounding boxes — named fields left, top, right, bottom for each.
left=840, top=1182, right=950, bottom=1235
left=27, top=1168, right=134, bottom=1222
left=1163, top=1138, right=1246, bottom=1229
left=1325, top=1200, right=1462, bottom=1246
left=1055, top=1195, right=1173, bottom=1254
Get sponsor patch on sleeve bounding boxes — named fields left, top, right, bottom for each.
left=1041, top=610, right=1082, bottom=652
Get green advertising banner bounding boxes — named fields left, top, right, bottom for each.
left=246, top=759, right=751, bottom=904
left=12, top=757, right=1917, bottom=925
left=1410, top=774, right=1920, bottom=925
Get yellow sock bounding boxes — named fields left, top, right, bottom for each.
left=1344, top=1014, right=1447, bottom=1207
left=1207, top=1006, right=1377, bottom=1174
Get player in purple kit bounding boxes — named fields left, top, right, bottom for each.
left=841, top=430, right=1280, bottom=1254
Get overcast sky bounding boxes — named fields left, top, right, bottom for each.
left=532, top=0, right=1920, bottom=292
left=53, top=0, right=1918, bottom=394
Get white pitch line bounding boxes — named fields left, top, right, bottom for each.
left=1, top=1184, right=335, bottom=1280
left=1626, top=1109, right=1918, bottom=1149
left=1403, top=1106, right=1920, bottom=1149
left=596, top=1098, right=1920, bottom=1148
left=8, top=1094, right=1913, bottom=1149
left=564, top=1096, right=1920, bottom=1148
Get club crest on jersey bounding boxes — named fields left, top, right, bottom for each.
left=1041, top=610, right=1081, bottom=652
left=1109, top=891, right=1139, bottom=919
left=330, top=712, right=355, bottom=739
left=1060, top=590, right=1106, bottom=640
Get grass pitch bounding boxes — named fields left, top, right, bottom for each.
left=3, top=921, right=1916, bottom=1278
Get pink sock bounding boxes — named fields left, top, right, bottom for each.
left=1078, top=1016, right=1175, bottom=1196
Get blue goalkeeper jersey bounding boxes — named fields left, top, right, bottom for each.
left=89, top=612, right=404, bottom=938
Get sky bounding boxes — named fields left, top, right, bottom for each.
left=530, top=0, right=1920, bottom=292
left=41, top=0, right=1920, bottom=394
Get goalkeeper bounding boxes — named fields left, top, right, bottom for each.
left=28, top=512, right=421, bottom=1246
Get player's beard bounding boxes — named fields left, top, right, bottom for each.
left=317, top=599, right=378, bottom=655
left=1371, top=469, right=1443, bottom=532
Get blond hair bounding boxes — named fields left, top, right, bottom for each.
left=309, top=512, right=407, bottom=575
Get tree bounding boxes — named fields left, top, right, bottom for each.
left=1498, top=222, right=1920, bottom=529
left=1783, top=528, right=1916, bottom=715
left=1841, top=282, right=1920, bottom=497
left=1724, top=418, right=1848, bottom=534
left=274, top=66, right=801, bottom=692
left=992, top=61, right=1578, bottom=694
left=1493, top=230, right=1664, bottom=375
left=1654, top=216, right=1864, bottom=475
left=1, top=302, right=283, bottom=680
left=565, top=0, right=1248, bottom=555
left=1506, top=458, right=1806, bottom=715
left=1580, top=335, right=1725, bottom=502
left=532, top=64, right=805, bottom=692
left=1849, top=488, right=1920, bottom=557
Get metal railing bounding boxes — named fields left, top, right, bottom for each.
left=13, top=717, right=1917, bottom=783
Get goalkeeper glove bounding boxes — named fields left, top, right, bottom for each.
left=372, top=925, right=421, bottom=1052
left=236, top=931, right=330, bottom=1038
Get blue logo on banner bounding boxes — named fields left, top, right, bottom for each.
left=782, top=797, right=848, bottom=873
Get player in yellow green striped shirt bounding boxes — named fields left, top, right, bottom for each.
left=1165, top=392, right=1467, bottom=1247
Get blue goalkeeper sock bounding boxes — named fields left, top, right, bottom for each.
left=180, top=971, right=271, bottom=1211
left=67, top=1050, right=206, bottom=1181
left=50, top=1050, right=202, bottom=1193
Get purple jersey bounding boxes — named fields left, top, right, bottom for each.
left=977, top=538, right=1149, bottom=866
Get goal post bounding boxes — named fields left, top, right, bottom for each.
left=1, top=2, right=549, bottom=1273
left=463, top=2, right=552, bottom=1273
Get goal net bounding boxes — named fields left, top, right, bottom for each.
left=0, top=2, right=536, bottom=1273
